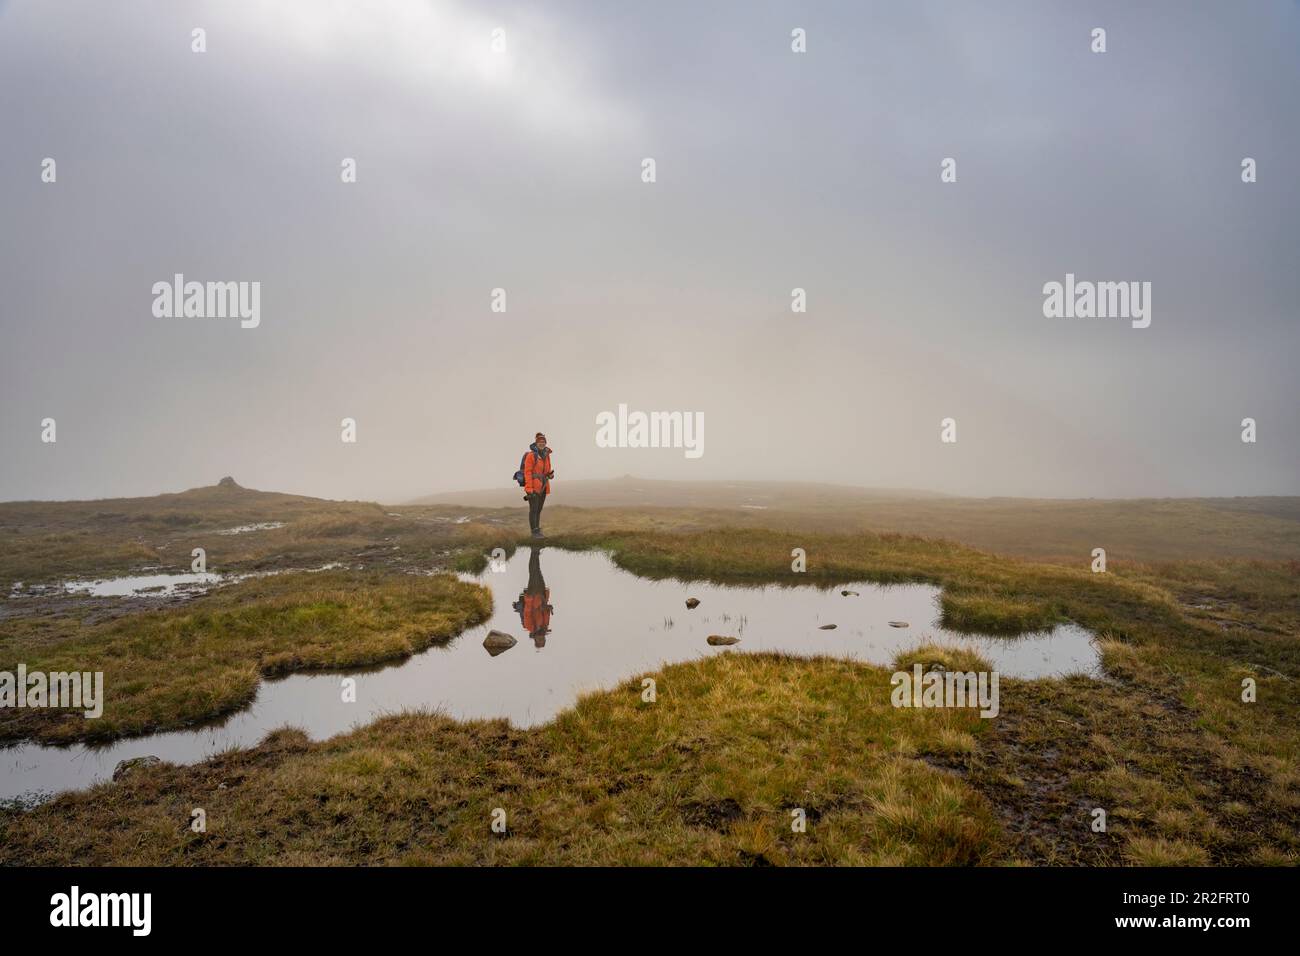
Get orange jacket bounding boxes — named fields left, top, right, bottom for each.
left=522, top=590, right=551, bottom=635
left=524, top=447, right=553, bottom=496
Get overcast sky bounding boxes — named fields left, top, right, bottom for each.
left=2, top=0, right=1297, bottom=503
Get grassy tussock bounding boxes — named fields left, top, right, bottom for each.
left=1124, top=837, right=1210, bottom=866
left=0, top=654, right=1003, bottom=866
left=0, top=571, right=491, bottom=744
left=893, top=643, right=994, bottom=674
left=939, top=590, right=1058, bottom=634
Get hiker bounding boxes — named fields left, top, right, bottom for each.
left=521, top=431, right=554, bottom=538
left=511, top=546, right=553, bottom=648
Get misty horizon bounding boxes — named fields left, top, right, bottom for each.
left=3, top=471, right=1297, bottom=509
left=3, top=0, right=1298, bottom=503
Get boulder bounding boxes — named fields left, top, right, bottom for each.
left=707, top=634, right=740, bottom=646
left=112, top=755, right=161, bottom=782
left=483, top=629, right=518, bottom=656
left=685, top=598, right=700, bottom=609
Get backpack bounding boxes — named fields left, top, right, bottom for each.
left=512, top=452, right=529, bottom=487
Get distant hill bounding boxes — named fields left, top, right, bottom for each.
left=409, top=478, right=1300, bottom=562
left=409, top=477, right=952, bottom=510
left=4, top=478, right=1298, bottom=565
left=0, top=478, right=384, bottom=534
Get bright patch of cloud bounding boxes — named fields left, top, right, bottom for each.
left=234, top=0, right=636, bottom=140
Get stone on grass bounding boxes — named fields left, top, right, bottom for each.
left=707, top=634, right=740, bottom=646
left=113, top=755, right=161, bottom=782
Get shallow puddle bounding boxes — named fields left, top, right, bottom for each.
left=61, top=572, right=224, bottom=597
left=215, top=522, right=285, bottom=535
left=50, top=563, right=347, bottom=600
left=0, top=548, right=1097, bottom=801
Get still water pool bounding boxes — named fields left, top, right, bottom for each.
left=0, top=548, right=1097, bottom=801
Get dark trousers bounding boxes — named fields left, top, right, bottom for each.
left=527, top=546, right=545, bottom=592
left=528, top=492, right=546, bottom=532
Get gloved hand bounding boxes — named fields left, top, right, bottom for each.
left=546, top=471, right=555, bottom=479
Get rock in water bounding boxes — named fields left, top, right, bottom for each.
left=707, top=634, right=740, bottom=646
left=113, top=755, right=161, bottom=782
left=819, top=624, right=837, bottom=630
left=888, top=621, right=909, bottom=628
left=685, top=597, right=700, bottom=609
left=483, top=629, right=518, bottom=656
left=841, top=590, right=859, bottom=597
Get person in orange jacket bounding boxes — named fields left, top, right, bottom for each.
left=523, top=432, right=554, bottom=538
left=513, top=546, right=553, bottom=648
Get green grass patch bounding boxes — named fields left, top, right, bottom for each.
left=939, top=590, right=1060, bottom=634
left=0, top=570, right=491, bottom=744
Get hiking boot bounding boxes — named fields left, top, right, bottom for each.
left=531, top=529, right=545, bottom=539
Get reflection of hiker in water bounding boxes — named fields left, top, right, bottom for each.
left=511, top=546, right=554, bottom=648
